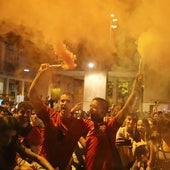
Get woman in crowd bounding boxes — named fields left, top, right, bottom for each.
left=131, top=118, right=150, bottom=170
left=147, top=113, right=170, bottom=170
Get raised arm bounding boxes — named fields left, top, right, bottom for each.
left=28, top=63, right=62, bottom=113
left=114, top=73, right=143, bottom=125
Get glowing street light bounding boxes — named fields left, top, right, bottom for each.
left=24, top=68, right=30, bottom=72
left=88, top=62, right=94, bottom=69
left=111, top=25, right=118, bottom=29
left=110, top=13, right=118, bottom=40
left=110, top=13, right=118, bottom=28
left=112, top=18, right=118, bottom=22
left=110, top=13, right=115, bottom=18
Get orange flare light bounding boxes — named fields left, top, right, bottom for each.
left=55, top=42, right=77, bottom=70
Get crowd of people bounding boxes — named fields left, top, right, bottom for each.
left=0, top=63, right=170, bottom=170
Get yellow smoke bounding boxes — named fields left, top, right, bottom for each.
left=0, top=0, right=170, bottom=100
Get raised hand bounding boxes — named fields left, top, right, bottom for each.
left=71, top=102, right=83, bottom=113
left=38, top=63, right=63, bottom=73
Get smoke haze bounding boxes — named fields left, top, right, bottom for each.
left=0, top=0, right=170, bottom=101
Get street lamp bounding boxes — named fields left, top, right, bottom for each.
left=23, top=68, right=30, bottom=72
left=88, top=62, right=94, bottom=69
left=110, top=13, right=118, bottom=41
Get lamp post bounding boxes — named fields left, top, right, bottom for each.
left=110, top=13, right=118, bottom=41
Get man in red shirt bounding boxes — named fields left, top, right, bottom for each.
left=83, top=77, right=141, bottom=170
left=28, top=64, right=90, bottom=170
left=84, top=97, right=122, bottom=170
left=28, top=63, right=142, bottom=170
left=79, top=75, right=142, bottom=170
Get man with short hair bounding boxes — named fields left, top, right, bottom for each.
left=0, top=100, right=12, bottom=115
left=14, top=101, right=43, bottom=154
left=28, top=64, right=90, bottom=170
